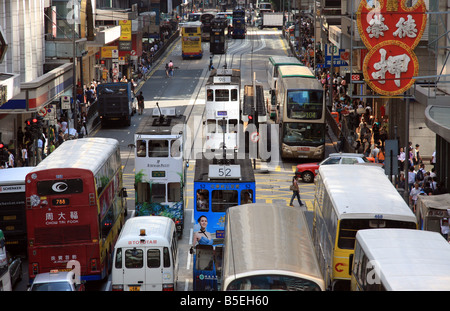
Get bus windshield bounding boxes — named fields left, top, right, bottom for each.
left=226, top=275, right=322, bottom=291
left=287, top=90, right=323, bottom=120
left=282, top=123, right=325, bottom=145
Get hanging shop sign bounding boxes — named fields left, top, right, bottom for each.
left=356, top=0, right=427, bottom=96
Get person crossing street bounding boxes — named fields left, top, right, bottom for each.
left=289, top=175, right=305, bottom=207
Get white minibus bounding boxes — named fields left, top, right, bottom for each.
left=112, top=216, right=178, bottom=291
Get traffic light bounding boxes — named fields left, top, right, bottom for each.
left=248, top=114, right=253, bottom=124
left=24, top=118, right=32, bottom=132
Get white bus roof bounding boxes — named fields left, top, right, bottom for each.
left=222, top=203, right=325, bottom=290
left=278, top=65, right=314, bottom=78
left=29, top=138, right=119, bottom=176
left=0, top=167, right=34, bottom=185
left=356, top=229, right=450, bottom=291
left=317, top=165, right=416, bottom=222
left=115, top=216, right=175, bottom=248
left=269, top=56, right=302, bottom=66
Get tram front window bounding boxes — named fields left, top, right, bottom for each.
left=215, top=89, right=229, bottom=101
left=151, top=183, right=165, bottom=203
left=149, top=140, right=169, bottom=157
left=211, top=190, right=238, bottom=212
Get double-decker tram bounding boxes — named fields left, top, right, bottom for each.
left=201, top=13, right=215, bottom=41
left=222, top=203, right=325, bottom=291
left=210, top=17, right=227, bottom=54
left=232, top=8, right=246, bottom=39
left=276, top=65, right=325, bottom=160
left=181, top=21, right=203, bottom=59
left=204, top=68, right=241, bottom=151
left=313, top=165, right=417, bottom=290
left=192, top=151, right=255, bottom=291
left=25, top=138, right=127, bottom=281
left=134, top=105, right=187, bottom=236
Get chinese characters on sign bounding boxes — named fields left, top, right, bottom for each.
left=357, top=0, right=427, bottom=95
left=45, top=210, right=79, bottom=225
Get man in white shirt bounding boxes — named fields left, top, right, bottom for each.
left=409, top=182, right=422, bottom=212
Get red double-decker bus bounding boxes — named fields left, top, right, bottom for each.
left=25, top=138, right=127, bottom=281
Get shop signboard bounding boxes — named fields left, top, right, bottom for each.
left=356, top=0, right=427, bottom=96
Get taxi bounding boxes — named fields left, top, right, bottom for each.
left=29, top=270, right=85, bottom=291
left=295, top=153, right=379, bottom=183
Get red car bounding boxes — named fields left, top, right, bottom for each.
left=295, top=153, right=377, bottom=183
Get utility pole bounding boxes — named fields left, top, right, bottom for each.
left=72, top=1, right=78, bottom=136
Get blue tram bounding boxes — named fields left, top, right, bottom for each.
left=192, top=151, right=255, bottom=290
left=232, top=9, right=246, bottom=39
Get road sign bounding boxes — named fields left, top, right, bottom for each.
left=324, top=57, right=348, bottom=67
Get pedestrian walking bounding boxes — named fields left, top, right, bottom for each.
left=165, top=63, right=169, bottom=78
left=289, top=176, right=305, bottom=207
left=137, top=91, right=144, bottom=115
left=168, top=60, right=174, bottom=77
left=209, top=56, right=213, bottom=71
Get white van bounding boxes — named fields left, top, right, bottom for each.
left=111, top=216, right=178, bottom=291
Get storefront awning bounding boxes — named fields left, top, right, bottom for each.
left=0, top=63, right=73, bottom=113
left=425, top=105, right=450, bottom=143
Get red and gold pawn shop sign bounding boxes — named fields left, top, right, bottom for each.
left=357, top=0, right=427, bottom=96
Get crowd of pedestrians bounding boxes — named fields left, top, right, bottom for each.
left=285, top=12, right=448, bottom=212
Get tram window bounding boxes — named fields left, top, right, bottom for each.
left=151, top=183, right=165, bottom=203
left=147, top=249, right=161, bottom=268
left=207, top=120, right=216, bottom=133
left=207, top=89, right=214, bottom=101
left=229, top=119, right=238, bottom=133
left=241, top=189, right=253, bottom=204
left=215, top=89, right=229, bottom=101
left=218, top=119, right=226, bottom=133
left=125, top=248, right=143, bottom=269
left=137, top=140, right=147, bottom=157
left=196, top=190, right=209, bottom=211
left=168, top=182, right=181, bottom=202
left=149, top=140, right=169, bottom=157
left=170, top=139, right=181, bottom=158
left=137, top=182, right=150, bottom=203
left=231, top=89, right=238, bottom=101
left=211, top=190, right=238, bottom=212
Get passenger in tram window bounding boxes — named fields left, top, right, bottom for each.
left=241, top=190, right=252, bottom=204
left=207, top=89, right=214, bottom=101
left=137, top=140, right=146, bottom=157
left=196, top=190, right=209, bottom=211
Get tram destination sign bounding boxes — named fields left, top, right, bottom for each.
left=208, top=165, right=241, bottom=179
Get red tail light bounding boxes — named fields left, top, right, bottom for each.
left=90, top=258, right=98, bottom=271
left=163, top=284, right=174, bottom=291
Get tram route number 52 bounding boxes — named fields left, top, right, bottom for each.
left=208, top=164, right=241, bottom=179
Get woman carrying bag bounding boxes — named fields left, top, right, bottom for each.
left=289, top=176, right=305, bottom=207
